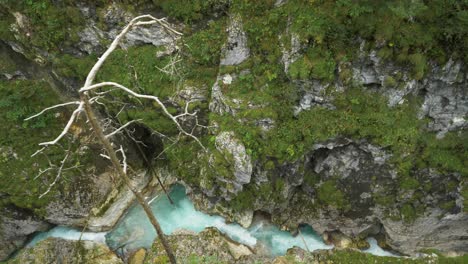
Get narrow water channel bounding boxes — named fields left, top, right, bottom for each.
left=28, top=185, right=396, bottom=258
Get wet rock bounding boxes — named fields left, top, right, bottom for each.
left=236, top=210, right=254, bottom=228
left=76, top=25, right=106, bottom=55
left=9, top=238, right=123, bottom=264
left=0, top=206, right=51, bottom=261
left=227, top=240, right=253, bottom=260
left=76, top=3, right=180, bottom=56
left=87, top=170, right=152, bottom=232
left=128, top=248, right=146, bottom=264
left=44, top=169, right=114, bottom=227
left=1, top=70, right=26, bottom=81
left=148, top=228, right=250, bottom=262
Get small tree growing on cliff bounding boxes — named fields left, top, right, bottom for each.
left=26, top=15, right=205, bottom=264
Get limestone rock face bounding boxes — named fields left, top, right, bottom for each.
left=195, top=131, right=254, bottom=202
left=209, top=73, right=239, bottom=115
left=294, top=80, right=336, bottom=115
left=220, top=15, right=250, bottom=66
left=215, top=131, right=253, bottom=190
left=44, top=170, right=114, bottom=227
left=420, top=59, right=467, bottom=136
left=382, top=209, right=468, bottom=256
left=9, top=238, right=123, bottom=264
left=279, top=139, right=466, bottom=256
left=351, top=49, right=467, bottom=136
left=0, top=207, right=51, bottom=261
left=76, top=3, right=179, bottom=56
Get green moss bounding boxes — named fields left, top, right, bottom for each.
left=317, top=180, right=348, bottom=210
left=417, top=132, right=468, bottom=177
left=228, top=179, right=286, bottom=212
left=0, top=80, right=87, bottom=214
left=400, top=203, right=417, bottom=222
left=52, top=54, right=96, bottom=80
left=0, top=1, right=86, bottom=56
left=288, top=48, right=336, bottom=82
left=211, top=84, right=465, bottom=181
left=184, top=18, right=227, bottom=66
left=303, top=170, right=320, bottom=187
left=374, top=193, right=396, bottom=208
left=153, top=0, right=228, bottom=23
left=400, top=177, right=420, bottom=190
left=383, top=76, right=397, bottom=88
left=408, top=53, right=427, bottom=80
left=439, top=200, right=456, bottom=211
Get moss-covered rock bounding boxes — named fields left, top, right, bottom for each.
left=8, top=238, right=123, bottom=264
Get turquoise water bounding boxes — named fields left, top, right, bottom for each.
left=28, top=185, right=397, bottom=258
left=363, top=237, right=397, bottom=257
left=27, top=226, right=107, bottom=247
left=105, top=185, right=331, bottom=256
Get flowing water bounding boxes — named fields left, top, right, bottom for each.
left=28, top=185, right=396, bottom=258
left=27, top=226, right=107, bottom=247
left=105, top=185, right=332, bottom=256
left=363, top=237, right=397, bottom=257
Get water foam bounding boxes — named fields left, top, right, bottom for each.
left=27, top=226, right=107, bottom=247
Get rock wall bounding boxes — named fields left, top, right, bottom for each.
left=1, top=0, right=467, bottom=260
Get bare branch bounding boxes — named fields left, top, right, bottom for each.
left=115, top=104, right=129, bottom=118
left=29, top=14, right=186, bottom=263
left=105, top=119, right=142, bottom=139
left=39, top=150, right=71, bottom=199
left=34, top=167, right=54, bottom=180
left=31, top=147, right=46, bottom=158
left=80, top=82, right=205, bottom=150
left=84, top=15, right=181, bottom=89
left=174, top=100, right=197, bottom=119
left=39, top=102, right=84, bottom=146
left=133, top=15, right=183, bottom=35
left=100, top=154, right=111, bottom=160
left=95, top=88, right=117, bottom=95
left=155, top=56, right=182, bottom=76
left=117, top=146, right=128, bottom=174
left=24, top=101, right=81, bottom=121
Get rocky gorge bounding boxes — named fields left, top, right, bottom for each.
left=0, top=1, right=467, bottom=263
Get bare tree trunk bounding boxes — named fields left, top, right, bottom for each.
left=81, top=93, right=177, bottom=263
left=27, top=16, right=198, bottom=264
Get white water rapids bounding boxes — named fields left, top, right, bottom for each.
left=28, top=185, right=397, bottom=258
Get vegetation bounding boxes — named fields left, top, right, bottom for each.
left=317, top=180, right=348, bottom=210
left=0, top=1, right=85, bottom=56
left=308, top=249, right=468, bottom=264
left=0, top=80, right=92, bottom=214
left=0, top=1, right=467, bottom=258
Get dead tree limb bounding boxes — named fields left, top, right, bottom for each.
left=25, top=15, right=196, bottom=264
